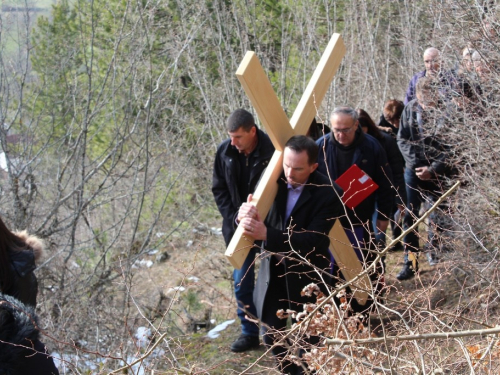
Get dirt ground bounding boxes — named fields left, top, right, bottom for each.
left=126, top=229, right=498, bottom=374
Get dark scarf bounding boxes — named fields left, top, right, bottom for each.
left=330, top=126, right=364, bottom=176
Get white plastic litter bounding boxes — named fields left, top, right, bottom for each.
left=167, top=286, right=185, bottom=294
left=135, top=326, right=151, bottom=348
left=206, top=319, right=235, bottom=339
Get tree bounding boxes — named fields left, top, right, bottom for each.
left=1, top=0, right=500, bottom=373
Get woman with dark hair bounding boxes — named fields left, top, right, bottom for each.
left=0, top=216, right=59, bottom=374
left=357, top=109, right=407, bottom=251
left=379, top=99, right=405, bottom=134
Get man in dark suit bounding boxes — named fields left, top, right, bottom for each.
left=237, top=135, right=343, bottom=375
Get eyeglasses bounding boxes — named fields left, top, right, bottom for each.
left=332, top=126, right=355, bottom=134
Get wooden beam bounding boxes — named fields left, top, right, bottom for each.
left=291, top=33, right=346, bottom=135
left=225, top=151, right=283, bottom=269
left=236, top=52, right=294, bottom=151
left=226, top=34, right=346, bottom=269
left=329, top=220, right=370, bottom=305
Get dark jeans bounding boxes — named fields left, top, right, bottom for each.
left=402, top=168, right=451, bottom=259
left=372, top=203, right=402, bottom=248
left=233, top=247, right=259, bottom=336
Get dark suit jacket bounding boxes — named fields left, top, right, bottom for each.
left=254, top=170, right=344, bottom=320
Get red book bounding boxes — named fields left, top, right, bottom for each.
left=335, top=164, right=378, bottom=209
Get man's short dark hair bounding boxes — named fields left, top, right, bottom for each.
left=285, top=135, right=318, bottom=165
left=226, top=109, right=256, bottom=132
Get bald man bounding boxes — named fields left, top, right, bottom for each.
left=404, top=47, right=455, bottom=104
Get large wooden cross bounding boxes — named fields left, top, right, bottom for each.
left=225, top=34, right=370, bottom=305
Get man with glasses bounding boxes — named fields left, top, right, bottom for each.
left=316, top=106, right=394, bottom=312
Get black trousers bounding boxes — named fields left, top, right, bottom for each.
left=261, top=261, right=321, bottom=375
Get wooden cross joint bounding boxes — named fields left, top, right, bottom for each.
left=225, top=33, right=369, bottom=305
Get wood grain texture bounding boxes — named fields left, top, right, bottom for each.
left=329, top=220, right=370, bottom=306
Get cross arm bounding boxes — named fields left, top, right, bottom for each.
left=328, top=220, right=370, bottom=306
left=291, top=34, right=346, bottom=134
left=236, top=52, right=294, bottom=151
left=225, top=151, right=283, bottom=269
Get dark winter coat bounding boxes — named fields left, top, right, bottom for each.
left=378, top=114, right=399, bottom=134
left=212, top=128, right=275, bottom=245
left=397, top=99, right=456, bottom=177
left=0, top=293, right=59, bottom=375
left=404, top=69, right=456, bottom=104
left=377, top=131, right=407, bottom=206
left=5, top=231, right=44, bottom=307
left=254, top=170, right=344, bottom=320
left=316, top=128, right=394, bottom=225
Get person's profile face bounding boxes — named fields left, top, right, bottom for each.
left=474, top=60, right=491, bottom=79
left=228, top=126, right=257, bottom=154
left=283, top=148, right=317, bottom=188
left=462, top=56, right=473, bottom=72
left=416, top=90, right=438, bottom=109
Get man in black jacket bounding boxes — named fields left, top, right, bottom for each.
left=397, top=76, right=456, bottom=280
left=212, top=109, right=274, bottom=352
left=316, top=106, right=394, bottom=311
left=238, top=135, right=343, bottom=374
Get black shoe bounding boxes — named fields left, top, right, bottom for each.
left=230, top=334, right=260, bottom=352
left=396, top=263, right=415, bottom=280
left=396, top=254, right=418, bottom=281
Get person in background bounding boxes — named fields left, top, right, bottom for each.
left=357, top=109, right=406, bottom=252
left=378, top=99, right=405, bottom=135
left=404, top=47, right=455, bottom=105
left=0, top=216, right=59, bottom=374
left=0, top=293, right=59, bottom=374
left=377, top=99, right=406, bottom=250
left=396, top=77, right=457, bottom=280
left=0, top=216, right=44, bottom=307
left=472, top=50, right=500, bottom=110
left=472, top=50, right=497, bottom=84
left=306, top=117, right=331, bottom=141
left=459, top=47, right=476, bottom=76
left=212, top=108, right=275, bottom=352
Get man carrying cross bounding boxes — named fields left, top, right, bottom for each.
left=212, top=108, right=274, bottom=352
left=238, top=135, right=343, bottom=374
left=226, top=33, right=371, bottom=309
